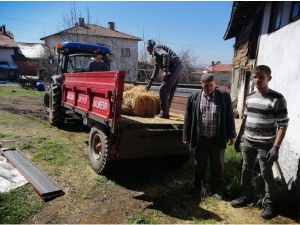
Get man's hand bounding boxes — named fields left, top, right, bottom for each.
left=183, top=140, right=189, bottom=145
left=234, top=136, right=242, bottom=152
left=162, top=72, right=170, bottom=82
left=266, top=145, right=280, bottom=163
left=145, top=79, right=153, bottom=91
left=227, top=138, right=235, bottom=145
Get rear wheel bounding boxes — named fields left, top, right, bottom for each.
left=48, top=83, right=65, bottom=126
left=89, top=125, right=109, bottom=174
left=43, top=86, right=50, bottom=113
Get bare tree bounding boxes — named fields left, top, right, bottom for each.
left=177, top=46, right=200, bottom=84
left=137, top=44, right=200, bottom=84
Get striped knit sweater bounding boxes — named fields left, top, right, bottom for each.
left=243, top=89, right=289, bottom=143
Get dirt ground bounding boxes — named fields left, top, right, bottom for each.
left=0, top=87, right=298, bottom=224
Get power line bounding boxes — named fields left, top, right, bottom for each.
left=0, top=16, right=56, bottom=26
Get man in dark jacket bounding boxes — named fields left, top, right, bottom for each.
left=86, top=49, right=110, bottom=72
left=183, top=73, right=236, bottom=199
left=145, top=39, right=182, bottom=119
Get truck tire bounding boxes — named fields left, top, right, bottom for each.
left=48, top=83, right=65, bottom=126
left=89, top=125, right=109, bottom=174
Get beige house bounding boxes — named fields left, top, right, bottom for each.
left=40, top=18, right=142, bottom=81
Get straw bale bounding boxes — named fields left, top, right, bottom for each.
left=122, top=84, right=160, bottom=117
left=123, top=83, right=135, bottom=92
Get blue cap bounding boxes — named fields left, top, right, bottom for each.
left=145, top=39, right=156, bottom=48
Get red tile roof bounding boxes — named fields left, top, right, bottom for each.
left=0, top=33, right=18, bottom=48
left=213, top=63, right=233, bottom=72
left=41, top=23, right=142, bottom=41
left=197, top=63, right=232, bottom=73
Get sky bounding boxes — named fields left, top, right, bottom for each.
left=0, top=1, right=235, bottom=66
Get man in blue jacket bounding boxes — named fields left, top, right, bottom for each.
left=86, top=49, right=109, bottom=72
left=183, top=73, right=236, bottom=199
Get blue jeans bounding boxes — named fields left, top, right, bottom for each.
left=241, top=138, right=276, bottom=203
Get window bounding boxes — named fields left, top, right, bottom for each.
left=290, top=1, right=300, bottom=22
left=268, top=2, right=284, bottom=33
left=121, top=48, right=130, bottom=57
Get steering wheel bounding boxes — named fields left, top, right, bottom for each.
left=75, top=69, right=85, bottom=72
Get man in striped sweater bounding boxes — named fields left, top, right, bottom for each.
left=231, top=65, right=289, bottom=220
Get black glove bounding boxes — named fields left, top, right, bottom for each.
left=266, top=145, right=280, bottom=163
left=145, top=79, right=153, bottom=91
left=162, top=72, right=170, bottom=82
left=234, top=136, right=242, bottom=152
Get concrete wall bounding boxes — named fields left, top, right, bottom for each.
left=214, top=71, right=231, bottom=87
left=257, top=2, right=300, bottom=190
left=43, top=35, right=139, bottom=81
left=0, top=49, right=14, bottom=63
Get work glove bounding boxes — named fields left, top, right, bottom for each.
left=162, top=72, right=171, bottom=82
left=266, top=145, right=280, bottom=163
left=234, top=136, right=242, bottom=152
left=145, top=79, right=154, bottom=91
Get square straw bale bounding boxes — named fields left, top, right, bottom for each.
left=122, top=84, right=160, bottom=117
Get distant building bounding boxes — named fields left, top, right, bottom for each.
left=40, top=18, right=142, bottom=81
left=13, top=42, right=47, bottom=79
left=0, top=25, right=18, bottom=80
left=197, top=61, right=233, bottom=87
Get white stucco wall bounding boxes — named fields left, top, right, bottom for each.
left=43, top=35, right=139, bottom=81
left=0, top=49, right=15, bottom=63
left=257, top=2, right=300, bottom=187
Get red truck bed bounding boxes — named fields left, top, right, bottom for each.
left=62, top=71, right=125, bottom=127
left=61, top=71, right=189, bottom=166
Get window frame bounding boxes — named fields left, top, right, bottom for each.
left=121, top=48, right=130, bottom=57
left=268, top=1, right=284, bottom=33
left=290, top=1, right=300, bottom=22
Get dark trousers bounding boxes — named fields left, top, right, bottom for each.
left=159, top=62, right=182, bottom=116
left=241, top=138, right=275, bottom=203
left=194, top=136, right=225, bottom=194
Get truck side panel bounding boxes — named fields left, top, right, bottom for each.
left=62, top=71, right=125, bottom=126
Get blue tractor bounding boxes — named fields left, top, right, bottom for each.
left=43, top=42, right=112, bottom=126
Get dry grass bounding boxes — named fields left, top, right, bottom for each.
left=122, top=84, right=160, bottom=117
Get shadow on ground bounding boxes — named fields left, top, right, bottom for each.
left=103, top=157, right=222, bottom=222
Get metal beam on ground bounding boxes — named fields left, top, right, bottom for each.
left=0, top=148, right=64, bottom=200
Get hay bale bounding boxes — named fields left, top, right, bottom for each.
left=123, top=83, right=135, bottom=92
left=122, top=84, right=160, bottom=117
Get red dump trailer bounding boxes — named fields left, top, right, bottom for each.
left=60, top=70, right=191, bottom=173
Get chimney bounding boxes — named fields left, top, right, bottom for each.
left=108, top=22, right=115, bottom=30
left=212, top=61, right=214, bottom=65
left=79, top=18, right=84, bottom=27
left=1, top=25, right=6, bottom=35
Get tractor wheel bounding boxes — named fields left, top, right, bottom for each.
left=48, top=83, right=65, bottom=126
left=89, top=125, right=109, bottom=174
left=43, top=86, right=50, bottom=113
